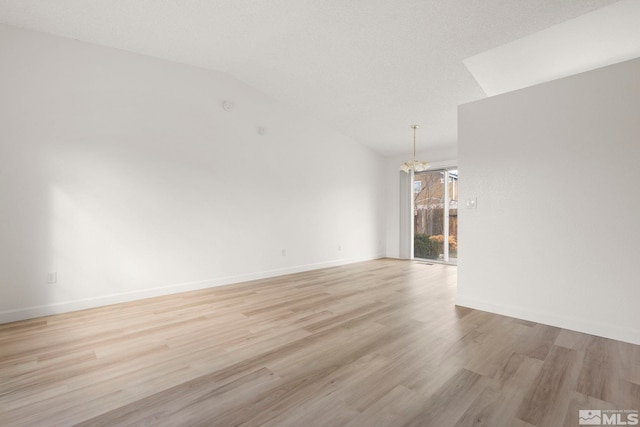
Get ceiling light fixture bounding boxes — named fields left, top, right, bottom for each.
left=400, top=125, right=429, bottom=173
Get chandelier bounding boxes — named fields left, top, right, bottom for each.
left=400, top=125, right=429, bottom=173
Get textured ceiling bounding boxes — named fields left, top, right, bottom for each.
left=465, top=0, right=640, bottom=97
left=0, top=0, right=625, bottom=157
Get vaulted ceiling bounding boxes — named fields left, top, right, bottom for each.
left=0, top=0, right=633, bottom=158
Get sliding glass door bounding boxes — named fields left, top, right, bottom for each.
left=413, top=168, right=458, bottom=263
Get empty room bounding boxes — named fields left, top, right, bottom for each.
left=1, top=1, right=639, bottom=426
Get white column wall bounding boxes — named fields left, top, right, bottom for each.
left=457, top=57, right=640, bottom=345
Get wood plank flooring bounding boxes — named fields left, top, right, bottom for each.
left=1, top=259, right=638, bottom=426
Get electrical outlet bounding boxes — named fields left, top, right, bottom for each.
left=281, top=249, right=286, bottom=256
left=338, top=245, right=342, bottom=251
left=47, top=272, right=57, bottom=284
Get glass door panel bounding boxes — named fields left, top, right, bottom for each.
left=414, top=171, right=445, bottom=260
left=413, top=168, right=458, bottom=263
left=448, top=169, right=458, bottom=263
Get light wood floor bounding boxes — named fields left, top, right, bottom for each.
left=1, top=259, right=639, bottom=426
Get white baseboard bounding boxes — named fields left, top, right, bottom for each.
left=0, top=254, right=384, bottom=324
left=455, top=295, right=640, bottom=346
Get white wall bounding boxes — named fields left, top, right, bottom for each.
left=0, top=24, right=386, bottom=322
left=458, top=57, right=640, bottom=345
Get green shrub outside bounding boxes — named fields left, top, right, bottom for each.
left=414, top=234, right=441, bottom=259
